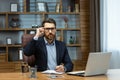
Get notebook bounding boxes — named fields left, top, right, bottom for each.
left=67, top=52, right=112, bottom=76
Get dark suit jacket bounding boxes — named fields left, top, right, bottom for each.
left=23, top=37, right=73, bottom=72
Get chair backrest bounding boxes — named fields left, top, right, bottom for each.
left=22, top=34, right=35, bottom=67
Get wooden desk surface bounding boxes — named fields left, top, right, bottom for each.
left=0, top=69, right=120, bottom=80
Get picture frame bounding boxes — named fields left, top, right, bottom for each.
left=36, top=2, right=47, bottom=12
left=18, top=48, right=23, bottom=60
left=6, top=37, right=12, bottom=45
left=10, top=3, right=18, bottom=12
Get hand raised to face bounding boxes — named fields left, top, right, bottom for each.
left=35, top=27, right=44, bottom=38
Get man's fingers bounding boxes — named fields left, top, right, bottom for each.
left=55, top=65, right=64, bottom=72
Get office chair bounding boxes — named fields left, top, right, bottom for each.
left=22, top=34, right=35, bottom=67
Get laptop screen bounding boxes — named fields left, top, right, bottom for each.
left=84, top=52, right=111, bottom=76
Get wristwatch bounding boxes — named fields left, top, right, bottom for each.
left=33, top=36, right=38, bottom=40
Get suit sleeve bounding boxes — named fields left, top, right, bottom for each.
left=62, top=44, right=74, bottom=72
left=23, top=39, right=37, bottom=56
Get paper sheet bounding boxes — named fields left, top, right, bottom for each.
left=41, top=70, right=64, bottom=74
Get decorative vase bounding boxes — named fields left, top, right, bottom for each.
left=69, top=36, right=74, bottom=44
left=10, top=17, right=20, bottom=28
left=65, top=22, right=68, bottom=28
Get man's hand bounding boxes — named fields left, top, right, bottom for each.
left=55, top=65, right=65, bottom=72
left=34, top=27, right=44, bottom=38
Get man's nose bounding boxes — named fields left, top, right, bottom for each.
left=48, top=29, right=52, bottom=33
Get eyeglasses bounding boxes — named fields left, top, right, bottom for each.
left=44, top=28, right=56, bottom=31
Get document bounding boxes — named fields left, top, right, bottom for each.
left=41, top=70, right=64, bottom=74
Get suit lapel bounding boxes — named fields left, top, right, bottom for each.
left=38, top=37, right=47, bottom=65
left=41, top=38, right=47, bottom=58
left=55, top=41, right=60, bottom=65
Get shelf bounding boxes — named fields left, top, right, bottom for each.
left=0, top=28, right=80, bottom=31
left=0, top=28, right=25, bottom=31
left=62, top=28, right=80, bottom=31
left=45, top=12, right=80, bottom=15
left=0, top=45, right=21, bottom=47
left=0, top=28, right=36, bottom=31
left=0, top=12, right=80, bottom=15
left=67, top=44, right=81, bottom=47
left=7, top=45, right=22, bottom=47
left=0, top=12, right=7, bottom=14
left=0, top=45, right=7, bottom=47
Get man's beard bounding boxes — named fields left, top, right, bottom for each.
left=45, top=33, right=55, bottom=43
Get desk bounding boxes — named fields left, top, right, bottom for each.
left=0, top=69, right=120, bottom=80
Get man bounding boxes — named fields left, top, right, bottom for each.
left=23, top=18, right=73, bottom=72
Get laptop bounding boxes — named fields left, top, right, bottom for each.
left=67, top=52, right=112, bottom=76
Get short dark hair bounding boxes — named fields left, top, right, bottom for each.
left=41, top=18, right=56, bottom=27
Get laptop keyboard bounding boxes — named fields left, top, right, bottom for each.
left=75, top=72, right=85, bottom=76
left=67, top=71, right=85, bottom=75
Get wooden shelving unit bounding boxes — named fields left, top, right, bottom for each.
left=0, top=0, right=90, bottom=72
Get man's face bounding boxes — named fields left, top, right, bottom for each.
left=44, top=23, right=56, bottom=42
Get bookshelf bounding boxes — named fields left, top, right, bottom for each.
left=0, top=0, right=90, bottom=71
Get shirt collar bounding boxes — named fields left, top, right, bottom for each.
left=44, top=37, right=55, bottom=45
